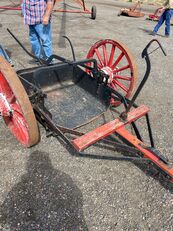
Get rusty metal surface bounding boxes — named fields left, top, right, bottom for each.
left=119, top=2, right=145, bottom=18
left=123, top=10, right=145, bottom=17
left=120, top=9, right=145, bottom=17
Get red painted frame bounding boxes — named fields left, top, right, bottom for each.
left=72, top=105, right=173, bottom=182
left=72, top=105, right=149, bottom=151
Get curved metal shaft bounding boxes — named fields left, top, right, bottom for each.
left=125, top=39, right=166, bottom=114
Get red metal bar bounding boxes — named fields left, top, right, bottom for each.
left=116, top=126, right=173, bottom=181
left=0, top=7, right=90, bottom=13
left=53, top=9, right=90, bottom=13
left=0, top=6, right=21, bottom=10
left=72, top=105, right=149, bottom=151
left=0, top=0, right=22, bottom=10
left=0, top=0, right=91, bottom=13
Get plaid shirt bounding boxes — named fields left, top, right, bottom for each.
left=23, top=0, right=51, bottom=25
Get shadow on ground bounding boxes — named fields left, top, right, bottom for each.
left=138, top=27, right=165, bottom=37
left=58, top=133, right=173, bottom=193
left=0, top=151, right=88, bottom=231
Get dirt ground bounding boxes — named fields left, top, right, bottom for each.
left=0, top=0, right=173, bottom=230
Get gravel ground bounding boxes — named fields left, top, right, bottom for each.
left=0, top=0, right=173, bottom=230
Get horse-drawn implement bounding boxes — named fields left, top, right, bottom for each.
left=118, top=1, right=145, bottom=17
left=0, top=0, right=96, bottom=19
left=148, top=7, right=164, bottom=21
left=1, top=29, right=172, bottom=183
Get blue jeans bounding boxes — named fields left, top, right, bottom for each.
left=153, top=9, right=173, bottom=36
left=29, top=23, right=52, bottom=60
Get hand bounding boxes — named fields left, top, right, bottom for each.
left=42, top=15, right=49, bottom=25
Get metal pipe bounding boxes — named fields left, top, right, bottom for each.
left=125, top=39, right=166, bottom=114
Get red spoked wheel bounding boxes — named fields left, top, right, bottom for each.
left=0, top=56, right=40, bottom=147
left=86, top=39, right=138, bottom=106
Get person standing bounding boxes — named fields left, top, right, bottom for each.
left=22, top=0, right=55, bottom=61
left=152, top=0, right=173, bottom=37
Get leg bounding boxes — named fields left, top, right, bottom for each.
left=29, top=25, right=42, bottom=59
left=165, top=9, right=173, bottom=36
left=153, top=11, right=166, bottom=34
left=34, top=23, right=52, bottom=60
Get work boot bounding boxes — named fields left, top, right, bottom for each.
left=165, top=34, right=170, bottom=38
left=151, top=31, right=156, bottom=36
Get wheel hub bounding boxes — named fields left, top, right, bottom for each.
left=101, top=66, right=114, bottom=84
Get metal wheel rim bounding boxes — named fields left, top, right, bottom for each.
left=0, top=56, right=40, bottom=147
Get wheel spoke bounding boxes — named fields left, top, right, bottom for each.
left=13, top=112, right=28, bottom=131
left=97, top=63, right=102, bottom=69
left=102, top=44, right=108, bottom=66
left=113, top=74, right=131, bottom=81
left=9, top=94, right=16, bottom=104
left=110, top=82, right=117, bottom=90
left=108, top=45, right=116, bottom=66
left=10, top=111, right=29, bottom=144
left=11, top=103, right=23, bottom=115
left=112, top=79, right=128, bottom=92
left=111, top=52, right=124, bottom=70
left=4, top=103, right=29, bottom=145
left=0, top=72, right=13, bottom=100
left=95, top=48, right=104, bottom=67
left=113, top=64, right=130, bottom=73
